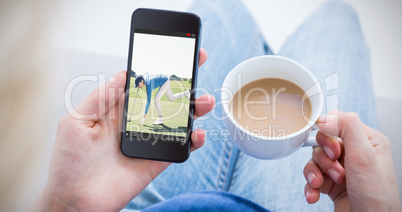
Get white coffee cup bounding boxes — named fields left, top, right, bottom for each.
left=221, top=55, right=323, bottom=160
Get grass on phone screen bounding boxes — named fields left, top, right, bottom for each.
left=126, top=77, right=191, bottom=137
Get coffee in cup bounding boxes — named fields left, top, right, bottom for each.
left=230, top=78, right=312, bottom=137
left=221, top=55, right=323, bottom=160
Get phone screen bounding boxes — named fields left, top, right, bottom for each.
left=126, top=29, right=197, bottom=140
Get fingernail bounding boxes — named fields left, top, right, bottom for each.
left=307, top=172, right=316, bottom=185
left=328, top=169, right=340, bottom=183
left=323, top=146, right=335, bottom=160
left=305, top=189, right=310, bottom=199
left=317, top=115, right=336, bottom=125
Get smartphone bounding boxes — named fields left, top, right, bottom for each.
left=121, top=8, right=201, bottom=163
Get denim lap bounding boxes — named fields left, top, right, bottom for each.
left=124, top=1, right=375, bottom=211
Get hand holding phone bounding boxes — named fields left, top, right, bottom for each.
left=38, top=49, right=212, bottom=211
left=36, top=9, right=214, bottom=211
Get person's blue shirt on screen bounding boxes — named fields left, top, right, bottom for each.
left=135, top=73, right=168, bottom=115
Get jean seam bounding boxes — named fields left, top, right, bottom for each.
left=222, top=142, right=233, bottom=191
left=229, top=150, right=242, bottom=190
left=217, top=141, right=230, bottom=190
left=217, top=142, right=225, bottom=190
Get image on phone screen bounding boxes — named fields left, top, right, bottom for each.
left=126, top=29, right=196, bottom=139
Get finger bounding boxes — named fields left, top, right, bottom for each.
left=318, top=110, right=378, bottom=140
left=190, top=129, right=206, bottom=152
left=194, top=94, right=215, bottom=120
left=112, top=93, right=125, bottom=132
left=198, top=48, right=207, bottom=67
left=316, top=111, right=376, bottom=162
left=312, top=147, right=345, bottom=184
left=74, top=71, right=127, bottom=124
left=304, top=159, right=324, bottom=189
left=304, top=183, right=320, bottom=204
left=92, top=92, right=125, bottom=134
left=319, top=175, right=335, bottom=194
left=336, top=138, right=345, bottom=166
left=315, top=131, right=342, bottom=160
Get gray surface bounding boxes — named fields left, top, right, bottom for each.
left=376, top=97, right=402, bottom=202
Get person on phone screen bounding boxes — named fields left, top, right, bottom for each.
left=134, top=74, right=191, bottom=125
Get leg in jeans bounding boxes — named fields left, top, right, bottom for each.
left=229, top=1, right=376, bottom=212
left=123, top=0, right=269, bottom=210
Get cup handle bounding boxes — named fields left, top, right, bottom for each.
left=303, top=123, right=319, bottom=147
left=303, top=137, right=318, bottom=147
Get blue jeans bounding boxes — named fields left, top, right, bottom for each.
left=123, top=0, right=376, bottom=211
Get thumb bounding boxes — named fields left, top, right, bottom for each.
left=317, top=110, right=376, bottom=164
left=72, top=71, right=127, bottom=122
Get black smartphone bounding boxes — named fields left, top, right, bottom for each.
left=121, top=8, right=201, bottom=163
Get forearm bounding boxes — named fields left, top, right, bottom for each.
left=333, top=191, right=402, bottom=212
left=334, top=193, right=350, bottom=212
left=144, top=103, right=150, bottom=115
left=34, top=186, right=76, bottom=212
left=144, top=88, right=151, bottom=114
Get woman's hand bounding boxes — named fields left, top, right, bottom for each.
left=303, top=110, right=401, bottom=211
left=38, top=49, right=212, bottom=211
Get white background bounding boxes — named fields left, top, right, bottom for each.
left=132, top=33, right=195, bottom=78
